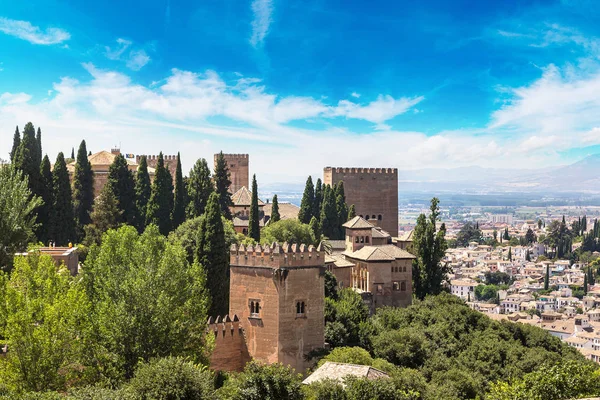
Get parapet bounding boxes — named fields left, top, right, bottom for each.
left=216, top=154, right=249, bottom=160
left=136, top=154, right=178, bottom=162
left=323, top=167, right=398, bottom=174
left=230, top=242, right=322, bottom=268
left=207, top=314, right=242, bottom=338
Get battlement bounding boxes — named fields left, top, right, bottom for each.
left=136, top=154, right=178, bottom=162
left=207, top=314, right=251, bottom=372
left=218, top=153, right=249, bottom=160
left=230, top=242, right=322, bottom=268
left=207, top=314, right=242, bottom=337
left=324, top=167, right=398, bottom=174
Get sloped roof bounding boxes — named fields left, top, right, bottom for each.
left=344, top=245, right=415, bottom=262
left=263, top=202, right=299, bottom=220
left=397, top=230, right=414, bottom=241
left=66, top=151, right=148, bottom=172
left=342, top=216, right=374, bottom=229
left=371, top=227, right=391, bottom=239
left=232, top=216, right=266, bottom=227
left=302, top=362, right=389, bottom=386
left=231, top=186, right=265, bottom=207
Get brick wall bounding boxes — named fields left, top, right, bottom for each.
left=207, top=315, right=251, bottom=372
left=215, top=154, right=249, bottom=194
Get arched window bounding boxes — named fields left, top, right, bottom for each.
left=296, top=301, right=306, bottom=317
left=365, top=215, right=370, bottom=220
left=401, top=282, right=406, bottom=291
left=355, top=236, right=359, bottom=243
left=360, top=236, right=364, bottom=243
left=359, top=215, right=363, bottom=218
left=249, top=300, right=261, bottom=317
left=372, top=215, right=376, bottom=220
left=378, top=214, right=382, bottom=221
left=365, top=236, right=370, bottom=244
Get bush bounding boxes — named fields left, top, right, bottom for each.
left=218, top=361, right=303, bottom=400
left=304, top=378, right=346, bottom=400
left=123, top=357, right=214, bottom=400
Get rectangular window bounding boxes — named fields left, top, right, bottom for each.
left=295, top=300, right=306, bottom=318
left=248, top=299, right=261, bottom=318
left=365, top=236, right=370, bottom=243
left=393, top=281, right=400, bottom=291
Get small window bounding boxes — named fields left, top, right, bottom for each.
left=360, top=236, right=364, bottom=243
left=359, top=215, right=363, bottom=218
left=365, top=236, right=370, bottom=243
left=401, top=282, right=406, bottom=291
left=355, top=236, right=359, bottom=243
left=403, top=266, right=407, bottom=272
left=393, top=281, right=400, bottom=291
left=296, top=301, right=306, bottom=317
left=365, top=215, right=370, bottom=220
left=249, top=300, right=261, bottom=318
left=378, top=214, right=382, bottom=221
left=243, top=228, right=248, bottom=235
left=372, top=215, right=376, bottom=220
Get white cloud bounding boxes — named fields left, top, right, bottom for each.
left=104, top=38, right=151, bottom=71
left=0, top=17, right=70, bottom=45
left=351, top=92, right=360, bottom=98
left=332, top=95, right=424, bottom=124
left=250, top=0, right=273, bottom=47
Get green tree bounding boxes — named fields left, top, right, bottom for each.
left=261, top=219, right=317, bottom=245
left=313, top=178, right=323, bottom=222
left=107, top=154, right=137, bottom=226
left=270, top=194, right=280, bottom=223
left=299, top=176, right=315, bottom=224
left=35, top=127, right=42, bottom=167
left=320, top=185, right=338, bottom=239
left=72, top=140, right=94, bottom=242
left=213, top=151, right=233, bottom=219
left=411, top=198, right=449, bottom=300
left=456, top=222, right=482, bottom=247
left=326, top=288, right=369, bottom=346
left=9, top=126, right=20, bottom=163
left=37, top=155, right=53, bottom=245
left=335, top=182, right=348, bottom=239
left=0, top=165, right=42, bottom=270
left=584, top=271, right=588, bottom=295
left=525, top=228, right=536, bottom=244
left=50, top=152, right=75, bottom=246
left=83, top=184, right=122, bottom=247
left=507, top=247, right=512, bottom=261
left=218, top=361, right=303, bottom=400
left=70, top=147, right=75, bottom=160
left=187, top=158, right=213, bottom=219
left=195, top=192, right=229, bottom=317
left=82, top=225, right=210, bottom=380
left=134, top=156, right=151, bottom=232
left=544, top=264, right=550, bottom=290
left=503, top=227, right=510, bottom=241
left=0, top=253, right=91, bottom=393
left=172, top=153, right=186, bottom=230
left=248, top=175, right=261, bottom=242
left=309, top=216, right=320, bottom=242
left=348, top=204, right=356, bottom=220
left=146, top=152, right=174, bottom=235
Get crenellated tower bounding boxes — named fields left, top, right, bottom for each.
left=136, top=154, right=178, bottom=183
left=215, top=153, right=249, bottom=194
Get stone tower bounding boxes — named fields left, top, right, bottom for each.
left=228, top=242, right=325, bottom=373
left=215, top=154, right=249, bottom=194
left=136, top=154, right=178, bottom=183
left=324, top=167, right=399, bottom=236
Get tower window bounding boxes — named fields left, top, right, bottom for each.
left=378, top=215, right=382, bottom=221
left=365, top=236, right=370, bottom=244
left=296, top=301, right=306, bottom=317
left=401, top=282, right=407, bottom=291
left=372, top=215, right=376, bottom=220
left=360, top=236, right=364, bottom=243
left=249, top=299, right=261, bottom=318
left=355, top=236, right=359, bottom=243
left=393, top=281, right=400, bottom=291
left=365, top=215, right=369, bottom=220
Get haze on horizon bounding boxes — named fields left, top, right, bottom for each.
left=2, top=0, right=600, bottom=185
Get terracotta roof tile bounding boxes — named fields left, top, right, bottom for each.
left=302, top=362, right=389, bottom=386
left=231, top=186, right=265, bottom=206
left=342, top=216, right=374, bottom=229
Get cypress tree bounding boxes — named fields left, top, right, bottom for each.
left=72, top=140, right=94, bottom=242
left=270, top=194, right=280, bottom=223
left=309, top=216, right=320, bottom=241
left=589, top=267, right=595, bottom=286
left=187, top=158, right=214, bottom=219
left=335, top=181, right=348, bottom=239
left=213, top=151, right=233, bottom=219
left=108, top=154, right=137, bottom=226
left=50, top=152, right=75, bottom=245
left=507, top=247, right=512, bottom=261
left=196, top=192, right=229, bottom=317
left=88, top=150, right=92, bottom=156
left=134, top=156, right=151, bottom=232
left=544, top=265, right=550, bottom=290
left=10, top=126, right=20, bottom=162
left=313, top=178, right=323, bottom=221
left=70, top=147, right=75, bottom=160
left=248, top=174, right=260, bottom=242
left=35, top=127, right=42, bottom=166
left=83, top=184, right=122, bottom=247
left=13, top=122, right=41, bottom=198
left=146, top=152, right=173, bottom=235
left=320, top=185, right=338, bottom=239
left=172, top=152, right=185, bottom=230
left=298, top=176, right=314, bottom=224
left=348, top=204, right=356, bottom=220
left=38, top=155, right=53, bottom=245
left=584, top=271, right=588, bottom=295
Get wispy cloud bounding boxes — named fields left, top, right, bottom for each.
left=0, top=17, right=70, bottom=45
left=104, top=38, right=151, bottom=71
left=249, top=0, right=274, bottom=47
left=332, top=95, right=424, bottom=124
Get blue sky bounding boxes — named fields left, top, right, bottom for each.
left=2, top=0, right=600, bottom=183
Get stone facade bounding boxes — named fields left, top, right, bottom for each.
left=227, top=243, right=325, bottom=373
left=323, top=167, right=398, bottom=237
left=215, top=154, right=249, bottom=194
left=136, top=154, right=177, bottom=181
left=207, top=315, right=251, bottom=372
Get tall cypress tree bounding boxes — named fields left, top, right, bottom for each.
left=309, top=216, right=320, bottom=241
left=108, top=154, right=137, bottom=226
left=320, top=185, right=338, bottom=239
left=50, top=152, right=75, bottom=245
left=248, top=174, right=260, bottom=241
left=70, top=147, right=75, bottom=160
left=35, top=127, right=42, bottom=167
left=348, top=204, right=356, bottom=220
left=213, top=151, right=233, bottom=219
left=10, top=126, right=20, bottom=162
left=171, top=153, right=186, bottom=230
left=134, top=156, right=151, bottom=232
left=335, top=181, right=348, bottom=238
left=298, top=176, right=315, bottom=224
left=38, top=155, right=53, bottom=245
left=72, top=140, right=94, bottom=242
left=313, top=178, right=323, bottom=222
left=146, top=152, right=173, bottom=235
left=584, top=271, right=588, bottom=295
left=196, top=192, right=229, bottom=317
left=544, top=265, right=550, bottom=290
left=270, top=194, right=280, bottom=223
left=187, top=158, right=213, bottom=219
left=14, top=122, right=41, bottom=198
left=83, top=184, right=122, bottom=247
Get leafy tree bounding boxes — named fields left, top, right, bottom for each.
left=73, top=140, right=94, bottom=242
left=218, top=361, right=303, bottom=400
left=171, top=153, right=186, bottom=230
left=348, top=204, right=356, bottom=220
left=320, top=185, right=338, bottom=239
left=134, top=155, right=151, bottom=232
left=0, top=165, right=42, bottom=270
left=309, top=216, right=320, bottom=241
left=50, top=152, right=76, bottom=246
left=70, top=147, right=75, bottom=160
left=107, top=154, right=137, bottom=226
left=475, top=284, right=499, bottom=301
left=123, top=357, right=214, bottom=400
left=503, top=227, right=510, bottom=241
left=313, top=178, right=323, bottom=222
left=37, top=156, right=53, bottom=245
left=146, top=152, right=174, bottom=235
left=324, top=270, right=339, bottom=300
left=270, top=194, right=280, bottom=223
left=484, top=271, right=512, bottom=285
left=82, top=225, right=210, bottom=380
left=299, top=176, right=315, bottom=224
left=248, top=174, right=260, bottom=242
left=335, top=182, right=348, bottom=238
left=456, top=222, right=481, bottom=247
left=195, top=192, right=229, bottom=317
left=35, top=128, right=42, bottom=166
left=213, top=151, right=233, bottom=219
left=187, top=158, right=214, bottom=219
left=525, top=228, right=536, bottom=244
left=584, top=271, right=588, bottom=295
left=9, top=126, right=20, bottom=163
left=304, top=378, right=346, bottom=400
left=538, top=219, right=543, bottom=230
left=0, top=253, right=91, bottom=393
left=325, top=288, right=369, bottom=346
left=261, top=219, right=317, bottom=246
left=344, top=376, right=414, bottom=400
left=411, top=198, right=448, bottom=300
left=13, top=123, right=42, bottom=228
left=83, top=184, right=121, bottom=247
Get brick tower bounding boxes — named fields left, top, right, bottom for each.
left=324, top=167, right=399, bottom=236
left=136, top=154, right=178, bottom=184
left=228, top=242, right=325, bottom=373
left=215, top=154, right=249, bottom=194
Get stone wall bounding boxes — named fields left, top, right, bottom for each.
left=137, top=154, right=177, bottom=183
left=215, top=154, right=249, bottom=194
left=323, top=167, right=398, bottom=236
left=207, top=315, right=251, bottom=372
